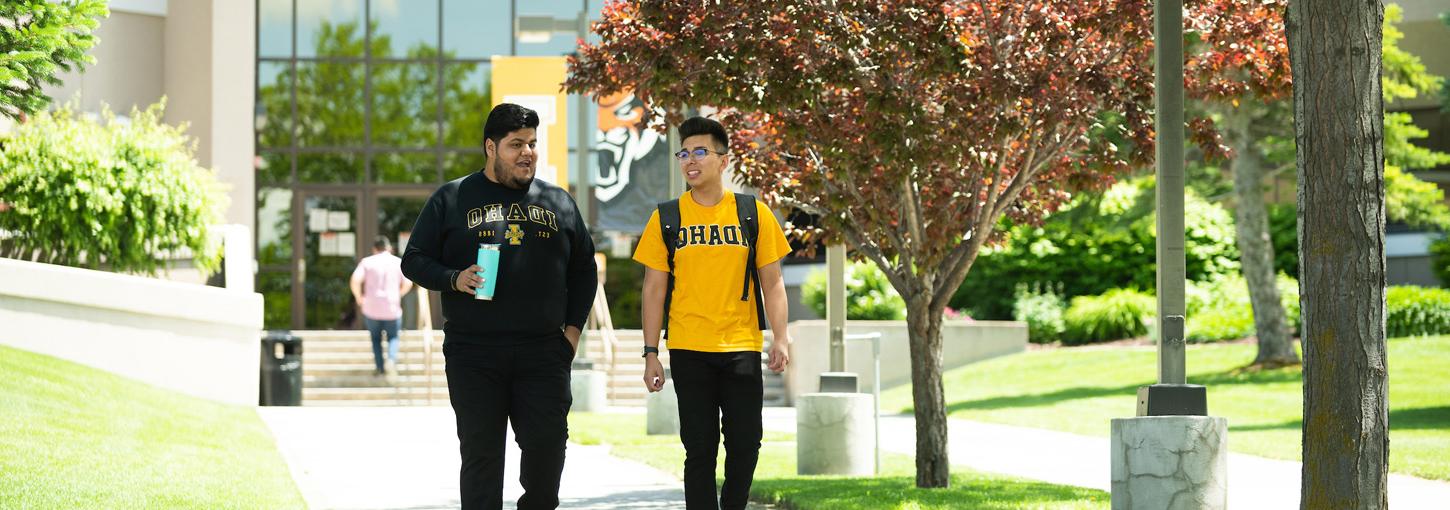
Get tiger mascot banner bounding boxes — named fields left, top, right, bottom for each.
left=593, top=90, right=672, bottom=234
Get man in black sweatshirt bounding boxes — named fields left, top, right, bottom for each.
left=402, top=103, right=597, bottom=510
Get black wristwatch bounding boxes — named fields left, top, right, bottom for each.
left=642, top=346, right=659, bottom=357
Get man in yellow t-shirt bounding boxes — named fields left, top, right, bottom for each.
left=634, top=116, right=793, bottom=510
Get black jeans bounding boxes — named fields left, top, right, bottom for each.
left=669, top=349, right=763, bottom=510
left=445, top=335, right=574, bottom=510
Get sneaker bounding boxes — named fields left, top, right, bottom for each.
left=384, top=359, right=398, bottom=383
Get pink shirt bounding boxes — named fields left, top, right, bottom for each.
left=353, top=252, right=408, bottom=320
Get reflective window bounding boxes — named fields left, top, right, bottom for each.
left=372, top=0, right=439, bottom=59
left=443, top=63, right=490, bottom=148
left=299, top=152, right=363, bottom=183
left=371, top=62, right=440, bottom=148
left=297, top=0, right=366, bottom=58
left=296, top=62, right=366, bottom=147
left=256, top=187, right=294, bottom=265
left=374, top=152, right=439, bottom=183
left=258, top=150, right=292, bottom=184
left=258, top=0, right=293, bottom=57
left=258, top=270, right=293, bottom=329
left=444, top=151, right=485, bottom=180
left=256, top=62, right=292, bottom=150
left=442, top=0, right=512, bottom=59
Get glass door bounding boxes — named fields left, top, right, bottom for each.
left=295, top=192, right=362, bottom=329
left=372, top=191, right=439, bottom=330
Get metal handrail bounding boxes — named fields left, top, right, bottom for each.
left=586, top=280, right=620, bottom=397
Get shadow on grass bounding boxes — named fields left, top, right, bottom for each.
left=939, top=364, right=1303, bottom=416
left=1229, top=406, right=1450, bottom=433
left=752, top=473, right=1107, bottom=510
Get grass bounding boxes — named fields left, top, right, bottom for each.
left=880, top=336, right=1450, bottom=481
left=0, top=345, right=305, bottom=509
left=568, top=412, right=1108, bottom=509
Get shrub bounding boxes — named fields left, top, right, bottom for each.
left=0, top=102, right=224, bottom=274
left=1386, top=285, right=1450, bottom=338
left=952, top=176, right=1239, bottom=320
left=1268, top=203, right=1299, bottom=278
left=802, top=261, right=906, bottom=320
left=1062, top=288, right=1156, bottom=345
left=602, top=255, right=644, bottom=329
left=1185, top=273, right=1300, bottom=342
left=1429, top=235, right=1450, bottom=287
left=1012, top=282, right=1066, bottom=344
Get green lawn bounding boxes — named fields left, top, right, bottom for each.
left=0, top=345, right=305, bottom=509
left=881, top=336, right=1450, bottom=480
left=569, top=412, right=1108, bottom=509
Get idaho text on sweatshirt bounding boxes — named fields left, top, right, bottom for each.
left=401, top=170, right=597, bottom=345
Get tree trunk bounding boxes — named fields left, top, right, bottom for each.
left=906, top=296, right=950, bottom=488
left=1288, top=1, right=1389, bottom=508
left=1226, top=112, right=1299, bottom=367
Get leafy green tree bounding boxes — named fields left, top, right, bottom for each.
left=0, top=102, right=225, bottom=274
left=1184, top=2, right=1447, bottom=367
left=0, top=0, right=107, bottom=120
left=1383, top=5, right=1450, bottom=171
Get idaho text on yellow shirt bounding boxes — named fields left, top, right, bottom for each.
left=633, top=192, right=793, bottom=352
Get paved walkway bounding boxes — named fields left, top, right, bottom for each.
left=258, top=407, right=685, bottom=510
left=762, top=408, right=1450, bottom=509
left=262, top=406, right=1449, bottom=509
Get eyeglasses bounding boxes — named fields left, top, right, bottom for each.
left=673, top=147, right=726, bottom=162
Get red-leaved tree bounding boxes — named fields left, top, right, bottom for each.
left=567, top=0, right=1163, bottom=487
left=1183, top=0, right=1300, bottom=367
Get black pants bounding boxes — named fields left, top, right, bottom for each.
left=445, top=335, right=574, bottom=510
left=669, top=349, right=763, bottom=510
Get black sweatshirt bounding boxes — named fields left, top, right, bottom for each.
left=401, top=170, right=597, bottom=345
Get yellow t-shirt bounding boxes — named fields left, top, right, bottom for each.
left=633, top=191, right=793, bottom=352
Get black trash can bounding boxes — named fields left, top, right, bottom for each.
left=260, top=331, right=303, bottom=406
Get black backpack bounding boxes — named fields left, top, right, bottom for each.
left=658, top=193, right=768, bottom=339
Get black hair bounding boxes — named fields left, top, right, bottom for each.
left=678, top=116, right=729, bottom=152
left=483, top=103, right=541, bottom=148
left=373, top=235, right=391, bottom=251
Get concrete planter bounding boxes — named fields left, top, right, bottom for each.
left=784, top=320, right=1027, bottom=405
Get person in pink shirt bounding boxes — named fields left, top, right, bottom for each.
left=351, top=236, right=413, bottom=379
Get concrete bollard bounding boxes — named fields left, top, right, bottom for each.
left=796, top=392, right=876, bottom=476
left=646, top=379, right=679, bottom=435
left=1111, top=416, right=1228, bottom=510
left=570, top=369, right=607, bottom=412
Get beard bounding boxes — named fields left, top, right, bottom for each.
left=492, top=158, right=535, bottom=190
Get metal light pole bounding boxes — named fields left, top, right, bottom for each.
left=1112, top=4, right=1225, bottom=506
left=827, top=244, right=846, bottom=372
left=515, top=12, right=594, bottom=227
left=1140, top=0, right=1205, bottom=417
left=516, top=9, right=598, bottom=361
left=668, top=122, right=684, bottom=197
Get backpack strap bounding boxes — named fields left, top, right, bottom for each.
left=734, top=193, right=768, bottom=331
left=657, top=199, right=682, bottom=339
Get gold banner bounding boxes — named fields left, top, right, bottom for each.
left=491, top=56, right=569, bottom=190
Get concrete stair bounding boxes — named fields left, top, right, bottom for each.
left=294, top=329, right=787, bottom=408
left=297, top=330, right=450, bottom=407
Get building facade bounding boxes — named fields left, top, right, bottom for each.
left=31, top=0, right=1450, bottom=329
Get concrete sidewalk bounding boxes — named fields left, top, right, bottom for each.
left=258, top=407, right=685, bottom=510
left=763, top=408, right=1450, bottom=509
